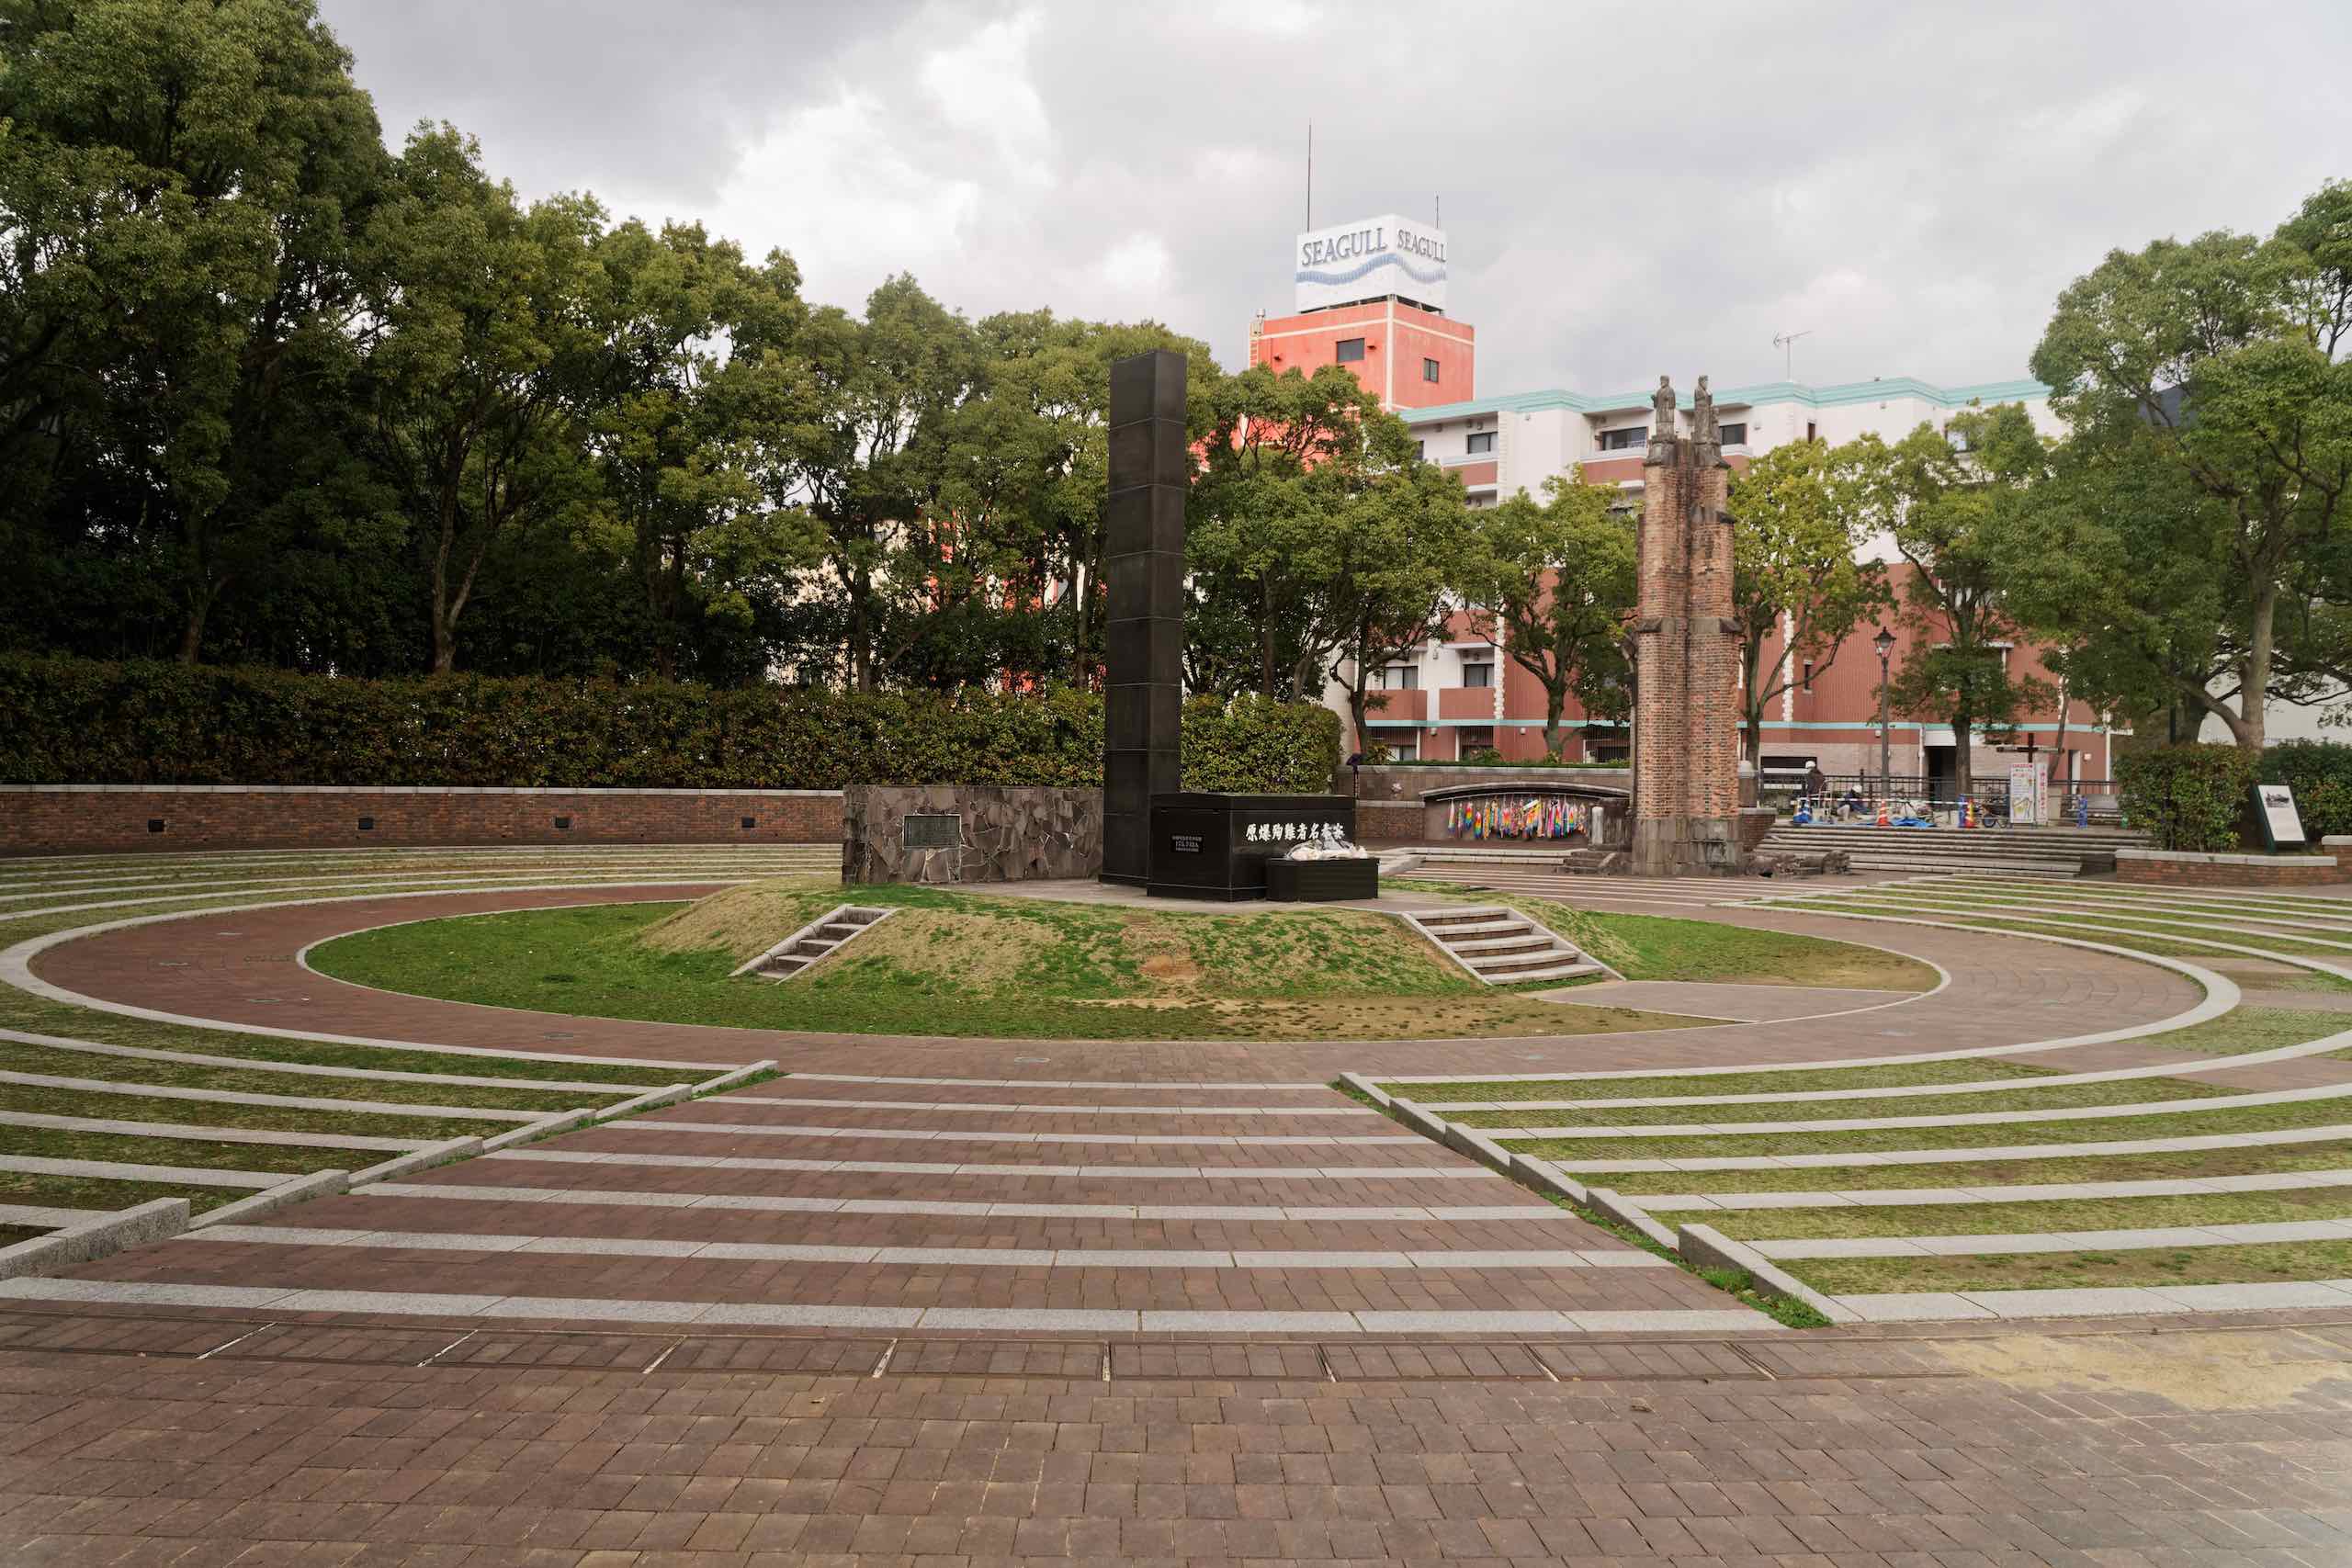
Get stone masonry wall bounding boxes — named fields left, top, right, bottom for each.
left=0, top=785, right=842, bottom=856
left=842, top=785, right=1101, bottom=886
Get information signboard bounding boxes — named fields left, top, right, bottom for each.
left=2007, top=762, right=2042, bottom=826
left=2254, top=784, right=2307, bottom=850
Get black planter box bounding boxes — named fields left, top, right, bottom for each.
left=1147, top=792, right=1356, bottom=901
left=1264, top=857, right=1378, bottom=903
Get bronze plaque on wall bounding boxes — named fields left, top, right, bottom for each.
left=903, top=813, right=962, bottom=851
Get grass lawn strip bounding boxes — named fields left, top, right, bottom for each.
left=0, top=1081, right=513, bottom=1141
left=0, top=1169, right=244, bottom=1215
left=1451, top=1073, right=2237, bottom=1129
left=1943, top=880, right=2352, bottom=924
left=0, top=991, right=703, bottom=1083
left=1790, top=1237, right=2352, bottom=1294
left=1800, top=893, right=2352, bottom=958
left=1383, top=1058, right=2060, bottom=1102
left=0, top=1036, right=617, bottom=1113
left=1655, top=1186, right=2352, bottom=1242
left=1505, top=902, right=1939, bottom=991
left=1499, top=1095, right=2352, bottom=1161
left=1577, top=1141, right=2352, bottom=1196
left=0, top=872, right=762, bottom=943
left=0, top=1123, right=391, bottom=1175
left=1779, top=900, right=2335, bottom=963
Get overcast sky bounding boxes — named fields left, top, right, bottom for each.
left=318, top=0, right=2350, bottom=399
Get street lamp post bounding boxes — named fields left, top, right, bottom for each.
left=1872, top=626, right=1896, bottom=799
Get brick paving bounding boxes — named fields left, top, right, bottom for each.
left=6, top=1308, right=2352, bottom=1563
left=13, top=1077, right=1750, bottom=1332
left=12, top=865, right=2352, bottom=1557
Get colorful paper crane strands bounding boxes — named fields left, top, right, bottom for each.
left=1444, top=795, right=1588, bottom=840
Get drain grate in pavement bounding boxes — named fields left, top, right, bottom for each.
left=437, top=1331, right=672, bottom=1371
left=0, top=1311, right=253, bottom=1359
left=1532, top=1340, right=1765, bottom=1382
left=1321, top=1341, right=1552, bottom=1381
left=883, top=1338, right=1104, bottom=1379
left=1109, top=1342, right=1325, bottom=1381
left=209, top=1324, right=465, bottom=1365
left=657, top=1336, right=890, bottom=1375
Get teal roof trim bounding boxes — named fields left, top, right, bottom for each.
left=1404, top=375, right=2051, bottom=425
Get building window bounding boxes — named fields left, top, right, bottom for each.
left=1385, top=736, right=1419, bottom=761
left=1718, top=422, right=1747, bottom=446
left=1805, top=421, right=1817, bottom=441
left=1375, top=664, right=1420, bottom=691
left=1465, top=430, right=1496, bottom=455
left=1461, top=660, right=1493, bottom=689
left=1599, top=426, right=1645, bottom=451
left=1335, top=337, right=1365, bottom=363
left=1422, top=357, right=1441, bottom=383
left=1802, top=660, right=1814, bottom=694
left=1414, top=439, right=1425, bottom=459
left=1457, top=726, right=1495, bottom=753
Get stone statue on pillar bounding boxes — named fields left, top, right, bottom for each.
left=1650, top=375, right=1676, bottom=434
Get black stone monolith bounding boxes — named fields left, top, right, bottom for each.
left=1100, top=350, right=1187, bottom=886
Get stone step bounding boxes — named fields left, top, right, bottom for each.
left=1472, top=949, right=1591, bottom=977
left=1487, top=960, right=1607, bottom=985
left=1450, top=935, right=1556, bottom=957
left=736, top=903, right=899, bottom=982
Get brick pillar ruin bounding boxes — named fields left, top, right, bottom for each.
left=1631, top=375, right=1744, bottom=876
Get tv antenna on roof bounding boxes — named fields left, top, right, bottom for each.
left=1772, top=329, right=1813, bottom=380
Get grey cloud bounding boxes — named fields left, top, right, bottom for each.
left=318, top=0, right=2352, bottom=399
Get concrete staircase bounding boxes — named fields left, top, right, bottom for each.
left=1405, top=906, right=1611, bottom=987
left=731, top=903, right=895, bottom=981
left=1757, top=822, right=2146, bottom=879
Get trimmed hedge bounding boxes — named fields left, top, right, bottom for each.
left=0, top=656, right=1342, bottom=794
left=2116, top=744, right=2259, bottom=852
left=2259, top=740, right=2352, bottom=840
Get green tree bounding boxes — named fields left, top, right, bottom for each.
left=1311, top=413, right=1474, bottom=750
left=1457, top=472, right=1637, bottom=757
left=930, top=311, right=1212, bottom=688
left=1851, top=405, right=2053, bottom=801
left=1187, top=363, right=1384, bottom=699
left=364, top=125, right=607, bottom=674
left=1725, top=438, right=1892, bottom=769
left=786, top=276, right=982, bottom=691
left=2028, top=180, right=2352, bottom=749
left=579, top=220, right=824, bottom=682
left=0, top=0, right=392, bottom=661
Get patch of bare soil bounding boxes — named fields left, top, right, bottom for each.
left=1938, top=1330, right=2352, bottom=1412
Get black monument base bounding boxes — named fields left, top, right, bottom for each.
left=1147, top=793, right=1357, bottom=901
left=1265, top=857, right=1378, bottom=903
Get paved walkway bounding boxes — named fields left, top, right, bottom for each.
left=6, top=1309, right=2352, bottom=1564
left=6, top=1074, right=1760, bottom=1336
left=10, top=863, right=2352, bottom=1559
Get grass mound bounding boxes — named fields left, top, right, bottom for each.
left=312, top=884, right=1747, bottom=1041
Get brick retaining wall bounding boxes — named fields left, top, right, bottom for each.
left=2114, top=848, right=2345, bottom=887
left=0, top=785, right=843, bottom=856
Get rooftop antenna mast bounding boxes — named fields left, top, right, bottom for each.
left=1772, top=329, right=1813, bottom=380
